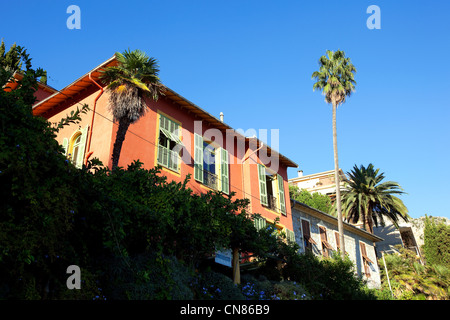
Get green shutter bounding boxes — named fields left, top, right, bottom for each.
left=158, top=114, right=182, bottom=171
left=286, top=229, right=295, bottom=243
left=160, top=114, right=169, bottom=131
left=75, top=125, right=89, bottom=168
left=158, top=146, right=168, bottom=167
left=62, top=138, right=69, bottom=156
left=277, top=174, right=286, bottom=215
left=194, top=133, right=203, bottom=182
left=168, top=149, right=179, bottom=171
left=220, top=148, right=229, bottom=194
left=258, top=164, right=268, bottom=206
left=254, top=217, right=266, bottom=231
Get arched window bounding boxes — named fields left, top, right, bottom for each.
left=62, top=125, right=89, bottom=168
left=69, top=132, right=82, bottom=166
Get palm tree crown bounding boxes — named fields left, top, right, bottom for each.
left=312, top=50, right=356, bottom=106
left=100, top=49, right=163, bottom=168
left=339, top=164, right=409, bottom=233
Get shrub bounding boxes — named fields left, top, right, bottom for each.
left=239, top=274, right=311, bottom=300
left=379, top=247, right=450, bottom=300
left=282, top=251, right=375, bottom=300
left=194, top=270, right=245, bottom=300
left=423, top=216, right=450, bottom=268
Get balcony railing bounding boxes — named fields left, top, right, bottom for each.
left=203, top=170, right=218, bottom=190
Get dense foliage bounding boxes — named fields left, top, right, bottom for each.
left=379, top=247, right=450, bottom=300
left=0, top=39, right=46, bottom=83
left=289, top=186, right=332, bottom=213
left=336, top=164, right=409, bottom=232
left=423, top=216, right=450, bottom=268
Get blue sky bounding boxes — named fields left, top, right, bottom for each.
left=2, top=0, right=449, bottom=219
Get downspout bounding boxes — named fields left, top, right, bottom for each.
left=85, top=72, right=104, bottom=165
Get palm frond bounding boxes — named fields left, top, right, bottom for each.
left=340, top=164, right=409, bottom=232
left=99, top=49, right=164, bottom=124
left=312, top=49, right=357, bottom=107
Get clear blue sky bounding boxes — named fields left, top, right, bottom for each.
left=2, top=0, right=449, bottom=219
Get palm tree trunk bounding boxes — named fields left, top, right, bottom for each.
left=362, top=205, right=374, bottom=233
left=111, top=117, right=131, bottom=169
left=332, top=101, right=345, bottom=258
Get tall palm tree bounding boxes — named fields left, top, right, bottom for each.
left=341, top=164, right=409, bottom=233
left=312, top=50, right=356, bottom=257
left=100, top=49, right=163, bottom=169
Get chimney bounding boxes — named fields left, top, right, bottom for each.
left=220, top=112, right=224, bottom=122
left=298, top=170, right=303, bottom=177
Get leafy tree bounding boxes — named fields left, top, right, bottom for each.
left=289, top=185, right=332, bottom=213
left=0, top=40, right=22, bottom=73
left=337, top=164, right=409, bottom=232
left=312, top=50, right=356, bottom=257
left=0, top=45, right=90, bottom=299
left=99, top=49, right=164, bottom=169
left=423, top=215, right=450, bottom=268
left=0, top=39, right=47, bottom=84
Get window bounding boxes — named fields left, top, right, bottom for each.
left=71, top=134, right=82, bottom=166
left=301, top=219, right=316, bottom=252
left=334, top=231, right=347, bottom=255
left=157, top=114, right=183, bottom=172
left=254, top=216, right=266, bottom=231
left=286, top=229, right=296, bottom=243
left=360, top=242, right=374, bottom=278
left=62, top=125, right=88, bottom=169
left=257, top=164, right=286, bottom=215
left=194, top=133, right=229, bottom=194
left=319, top=226, right=334, bottom=258
left=202, top=141, right=219, bottom=190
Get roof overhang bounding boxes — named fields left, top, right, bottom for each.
left=32, top=55, right=298, bottom=169
left=32, top=56, right=117, bottom=116
left=3, top=71, right=58, bottom=95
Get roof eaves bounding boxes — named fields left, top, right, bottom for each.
left=32, top=55, right=116, bottom=113
left=31, top=55, right=298, bottom=168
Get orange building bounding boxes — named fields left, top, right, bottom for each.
left=32, top=55, right=298, bottom=238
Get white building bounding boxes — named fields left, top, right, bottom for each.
left=288, top=169, right=348, bottom=201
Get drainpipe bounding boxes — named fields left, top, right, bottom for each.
left=85, top=72, right=104, bottom=165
